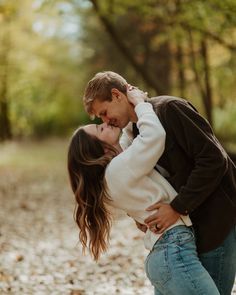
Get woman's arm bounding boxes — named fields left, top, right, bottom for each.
left=109, top=91, right=166, bottom=179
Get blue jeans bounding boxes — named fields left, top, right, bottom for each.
left=199, top=225, right=236, bottom=295
left=145, top=225, right=220, bottom=295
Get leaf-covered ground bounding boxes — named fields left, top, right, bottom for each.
left=0, top=140, right=235, bottom=295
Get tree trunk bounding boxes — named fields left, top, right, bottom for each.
left=176, top=43, right=186, bottom=98
left=200, top=39, right=213, bottom=126
left=188, top=31, right=213, bottom=125
left=0, top=33, right=12, bottom=141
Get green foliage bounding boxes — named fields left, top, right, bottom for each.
left=0, top=0, right=90, bottom=138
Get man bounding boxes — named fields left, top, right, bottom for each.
left=83, top=71, right=236, bottom=294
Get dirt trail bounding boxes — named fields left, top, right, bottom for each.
left=0, top=140, right=235, bottom=295
left=0, top=164, right=152, bottom=295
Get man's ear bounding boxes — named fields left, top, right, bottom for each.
left=111, top=88, right=121, bottom=100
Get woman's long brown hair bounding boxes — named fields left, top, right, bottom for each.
left=67, top=128, right=118, bottom=261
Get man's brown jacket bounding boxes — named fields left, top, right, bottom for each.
left=133, top=96, right=236, bottom=253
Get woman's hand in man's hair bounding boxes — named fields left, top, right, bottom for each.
left=126, top=84, right=148, bottom=106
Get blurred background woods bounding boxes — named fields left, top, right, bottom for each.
left=0, top=2, right=236, bottom=293
left=0, top=0, right=236, bottom=146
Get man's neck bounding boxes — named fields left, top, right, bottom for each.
left=128, top=104, right=138, bottom=123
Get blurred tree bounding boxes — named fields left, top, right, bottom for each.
left=0, top=0, right=88, bottom=140
left=82, top=0, right=172, bottom=94
left=0, top=1, right=15, bottom=140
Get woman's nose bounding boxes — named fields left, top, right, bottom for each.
left=101, top=122, right=108, bottom=128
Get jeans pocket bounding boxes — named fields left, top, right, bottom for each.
left=145, top=246, right=171, bottom=287
left=176, top=229, right=195, bottom=245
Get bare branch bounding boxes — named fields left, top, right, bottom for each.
left=176, top=21, right=236, bottom=52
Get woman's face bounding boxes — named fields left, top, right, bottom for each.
left=83, top=123, right=121, bottom=146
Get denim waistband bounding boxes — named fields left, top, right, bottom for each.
left=155, top=225, right=194, bottom=246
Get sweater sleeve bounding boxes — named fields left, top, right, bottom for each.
left=108, top=102, right=166, bottom=179
left=163, top=100, right=228, bottom=215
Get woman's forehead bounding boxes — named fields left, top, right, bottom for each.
left=83, top=124, right=97, bottom=136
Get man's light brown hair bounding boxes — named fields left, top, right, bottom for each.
left=83, top=71, right=127, bottom=115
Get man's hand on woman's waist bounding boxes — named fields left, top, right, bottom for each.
left=144, top=202, right=180, bottom=234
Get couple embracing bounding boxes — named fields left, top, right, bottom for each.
left=67, top=71, right=236, bottom=295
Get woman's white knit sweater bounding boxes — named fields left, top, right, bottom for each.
left=105, top=102, right=191, bottom=251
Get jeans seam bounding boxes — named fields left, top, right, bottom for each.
left=145, top=253, right=151, bottom=279
left=145, top=246, right=171, bottom=287
left=216, top=246, right=225, bottom=295
left=163, top=245, right=171, bottom=285
left=177, top=242, right=200, bottom=293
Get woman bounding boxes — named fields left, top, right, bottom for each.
left=67, top=88, right=219, bottom=295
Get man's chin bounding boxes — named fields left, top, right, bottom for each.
left=114, top=119, right=130, bottom=129
left=121, top=121, right=131, bottom=129
left=117, top=124, right=125, bottom=129
left=114, top=122, right=122, bottom=129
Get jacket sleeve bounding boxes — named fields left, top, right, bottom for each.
left=164, top=100, right=228, bottom=215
